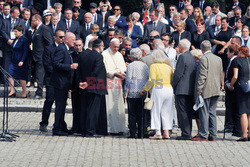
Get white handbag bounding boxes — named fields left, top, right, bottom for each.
left=144, top=92, right=154, bottom=110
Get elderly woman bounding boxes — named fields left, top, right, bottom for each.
left=132, top=12, right=144, bottom=34
left=141, top=49, right=174, bottom=139
left=124, top=15, right=142, bottom=48
left=124, top=48, right=149, bottom=138
left=84, top=24, right=99, bottom=50
left=8, top=25, right=29, bottom=98
left=229, top=46, right=250, bottom=142
left=172, top=20, right=191, bottom=48
left=241, top=26, right=250, bottom=52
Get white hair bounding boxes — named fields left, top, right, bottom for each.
left=179, top=39, right=191, bottom=50
left=110, top=38, right=120, bottom=44
left=130, top=48, right=142, bottom=61
left=85, top=12, right=93, bottom=17
left=108, top=15, right=116, bottom=21
left=200, top=40, right=212, bottom=52
left=154, top=42, right=165, bottom=51
left=54, top=3, right=62, bottom=8
left=139, top=44, right=150, bottom=52
left=132, top=12, right=140, bottom=20
left=190, top=49, right=202, bottom=59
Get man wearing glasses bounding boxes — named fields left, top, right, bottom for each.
left=39, top=29, right=65, bottom=132
left=72, top=0, right=87, bottom=23
left=166, top=5, right=178, bottom=24
left=113, top=5, right=126, bottom=29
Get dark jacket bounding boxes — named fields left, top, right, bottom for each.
left=172, top=51, right=197, bottom=95
left=124, top=25, right=142, bottom=48
left=50, top=43, right=74, bottom=90
left=143, top=20, right=168, bottom=41
left=115, top=15, right=127, bottom=29
left=184, top=17, right=197, bottom=34
left=59, top=19, right=81, bottom=38
left=172, top=30, right=191, bottom=48
left=77, top=49, right=108, bottom=95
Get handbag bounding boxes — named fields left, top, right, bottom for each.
left=239, top=58, right=250, bottom=93
left=144, top=92, right=154, bottom=110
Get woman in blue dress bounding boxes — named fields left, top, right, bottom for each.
left=8, top=25, right=29, bottom=98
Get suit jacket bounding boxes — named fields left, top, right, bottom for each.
left=43, top=43, right=57, bottom=86
left=50, top=43, right=74, bottom=90
left=32, top=24, right=53, bottom=62
left=11, top=35, right=29, bottom=63
left=229, top=16, right=246, bottom=27
left=77, top=9, right=87, bottom=25
left=195, top=52, right=223, bottom=99
left=143, top=20, right=167, bottom=41
left=80, top=22, right=92, bottom=42
left=78, top=49, right=108, bottom=95
left=92, top=13, right=103, bottom=29
left=124, top=25, right=142, bottom=48
left=172, top=51, right=197, bottom=95
left=60, top=19, right=80, bottom=38
left=1, top=18, right=25, bottom=52
left=172, top=30, right=191, bottom=48
left=175, top=1, right=184, bottom=12
left=207, top=25, right=217, bottom=39
left=184, top=18, right=197, bottom=34
left=194, top=1, right=210, bottom=12
left=99, top=11, right=111, bottom=28
left=115, top=15, right=127, bottom=29
left=23, top=19, right=31, bottom=31
left=47, top=22, right=64, bottom=36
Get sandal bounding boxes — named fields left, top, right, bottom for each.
left=149, top=135, right=162, bottom=140
left=162, top=135, right=170, bottom=139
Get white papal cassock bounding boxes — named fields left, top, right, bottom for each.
left=102, top=48, right=127, bottom=133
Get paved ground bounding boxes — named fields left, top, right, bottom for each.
left=0, top=112, right=249, bottom=167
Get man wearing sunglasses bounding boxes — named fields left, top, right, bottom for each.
left=39, top=29, right=65, bottom=132
left=72, top=0, right=87, bottom=23
left=113, top=5, right=127, bottom=29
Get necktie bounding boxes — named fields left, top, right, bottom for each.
left=103, top=13, right=106, bottom=27
left=200, top=2, right=203, bottom=11
left=153, top=22, right=156, bottom=30
left=53, top=25, right=56, bottom=33
left=68, top=20, right=70, bottom=31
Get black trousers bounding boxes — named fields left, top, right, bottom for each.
left=71, top=91, right=81, bottom=133
left=225, top=88, right=242, bottom=137
left=3, top=50, right=12, bottom=70
left=53, top=88, right=68, bottom=132
left=27, top=51, right=35, bottom=82
left=40, top=86, right=55, bottom=126
left=80, top=92, right=102, bottom=135
left=96, top=95, right=108, bottom=135
left=127, top=98, right=144, bottom=138
left=175, top=95, right=194, bottom=138
left=34, top=61, right=45, bottom=96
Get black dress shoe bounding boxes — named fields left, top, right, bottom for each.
left=176, top=136, right=191, bottom=140
left=31, top=95, right=43, bottom=99
left=237, top=138, right=248, bottom=142
left=64, top=129, right=73, bottom=135
left=39, top=125, right=48, bottom=132
left=20, top=96, right=27, bottom=98
left=127, top=135, right=136, bottom=139
left=8, top=93, right=16, bottom=98
left=52, top=130, right=69, bottom=136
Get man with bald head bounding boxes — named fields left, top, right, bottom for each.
left=50, top=32, right=78, bottom=136
left=102, top=38, right=127, bottom=134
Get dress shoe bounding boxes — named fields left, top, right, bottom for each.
left=192, top=136, right=208, bottom=141
left=64, top=129, right=73, bottom=135
left=39, top=125, right=48, bottom=132
left=176, top=136, right=191, bottom=140
left=20, top=96, right=27, bottom=98
left=52, top=130, right=68, bottom=136
left=8, top=93, right=16, bottom=98
left=237, top=138, right=248, bottom=142
left=31, top=95, right=43, bottom=99
left=208, top=136, right=216, bottom=141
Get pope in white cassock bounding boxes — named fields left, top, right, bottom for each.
left=102, top=38, right=127, bottom=134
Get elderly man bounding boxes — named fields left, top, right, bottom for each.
left=204, top=6, right=213, bottom=27
left=192, top=40, right=223, bottom=141
left=50, top=32, right=78, bottom=136
left=80, top=12, right=93, bottom=42
left=173, top=39, right=197, bottom=140
left=102, top=38, right=127, bottom=134
left=54, top=3, right=64, bottom=21
left=139, top=44, right=151, bottom=57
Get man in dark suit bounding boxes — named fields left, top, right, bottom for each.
left=172, top=39, right=197, bottom=140
left=78, top=39, right=108, bottom=137
left=229, top=6, right=245, bottom=28
left=31, top=14, right=53, bottom=99
left=60, top=9, right=81, bottom=38
left=113, top=5, right=127, bottom=29
left=21, top=9, right=31, bottom=31
left=207, top=15, right=222, bottom=40
left=54, top=2, right=65, bottom=21
left=228, top=0, right=246, bottom=15
left=80, top=12, right=92, bottom=42
left=47, top=13, right=64, bottom=36
left=39, top=29, right=65, bottom=132
left=1, top=3, right=11, bottom=20
left=70, top=38, right=83, bottom=134
left=50, top=32, right=78, bottom=136
left=89, top=2, right=103, bottom=28
left=99, top=2, right=111, bottom=28
left=194, top=0, right=210, bottom=12
left=143, top=9, right=168, bottom=42
left=175, top=0, right=184, bottom=12
left=180, top=8, right=197, bottom=34
left=1, top=6, right=25, bottom=70
left=193, top=40, right=223, bottom=141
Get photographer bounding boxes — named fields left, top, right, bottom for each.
left=84, top=24, right=99, bottom=50
left=121, top=37, right=132, bottom=63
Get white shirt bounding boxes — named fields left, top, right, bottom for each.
left=66, top=19, right=72, bottom=29
left=159, top=17, right=169, bottom=25
left=3, top=14, right=10, bottom=19
left=115, top=15, right=121, bottom=21
left=91, top=13, right=97, bottom=24
left=165, top=46, right=177, bottom=69
left=36, top=23, right=42, bottom=30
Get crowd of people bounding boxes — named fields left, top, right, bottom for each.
left=0, top=0, right=249, bottom=141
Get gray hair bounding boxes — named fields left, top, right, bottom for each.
left=54, top=3, right=62, bottom=8
left=85, top=12, right=93, bottom=17
left=108, top=15, right=116, bottom=21
left=173, top=12, right=180, bottom=17
left=130, top=48, right=142, bottom=61
left=234, top=6, right=242, bottom=11
left=152, top=49, right=173, bottom=68
left=52, top=13, right=59, bottom=17
left=154, top=42, right=165, bottom=51
left=132, top=12, right=140, bottom=20
left=200, top=40, right=212, bottom=52
left=179, top=39, right=191, bottom=50
left=190, top=49, right=202, bottom=59
left=139, top=44, right=150, bottom=52
left=122, top=37, right=132, bottom=43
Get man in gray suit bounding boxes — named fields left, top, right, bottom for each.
left=143, top=9, right=168, bottom=42
left=172, top=39, right=197, bottom=140
left=192, top=40, right=223, bottom=141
